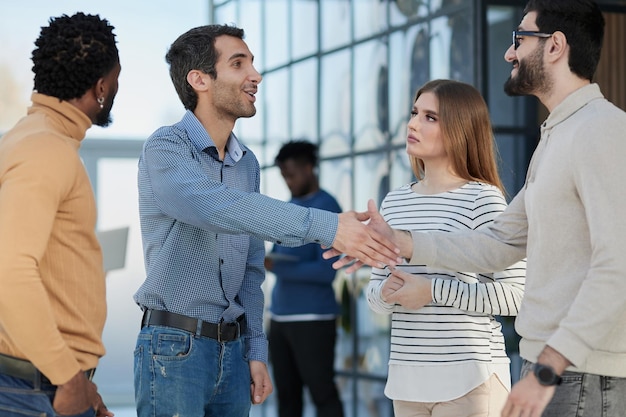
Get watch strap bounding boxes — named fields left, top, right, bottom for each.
left=533, top=363, right=562, bottom=386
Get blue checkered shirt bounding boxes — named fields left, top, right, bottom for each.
left=134, top=110, right=338, bottom=363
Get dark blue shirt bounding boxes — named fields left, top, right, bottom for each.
left=269, top=190, right=342, bottom=318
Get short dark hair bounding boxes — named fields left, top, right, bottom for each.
left=524, top=0, right=604, bottom=81
left=32, top=12, right=118, bottom=100
left=275, top=140, right=319, bottom=167
left=166, top=24, right=245, bottom=111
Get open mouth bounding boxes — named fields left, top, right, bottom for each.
left=244, top=89, right=257, bottom=101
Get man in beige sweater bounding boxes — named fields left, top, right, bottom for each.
left=0, top=13, right=120, bottom=417
left=327, top=1, right=626, bottom=416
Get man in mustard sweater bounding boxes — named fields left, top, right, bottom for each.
left=0, top=13, right=121, bottom=417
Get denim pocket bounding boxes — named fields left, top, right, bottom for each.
left=0, top=374, right=53, bottom=417
left=153, top=329, right=193, bottom=360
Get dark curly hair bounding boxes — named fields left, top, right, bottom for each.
left=166, top=24, right=244, bottom=111
left=32, top=12, right=119, bottom=100
left=275, top=140, right=319, bottom=167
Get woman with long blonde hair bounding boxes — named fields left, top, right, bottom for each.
left=367, top=79, right=526, bottom=417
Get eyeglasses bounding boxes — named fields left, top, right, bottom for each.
left=512, top=30, right=553, bottom=50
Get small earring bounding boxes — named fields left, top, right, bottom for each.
left=97, top=96, right=104, bottom=109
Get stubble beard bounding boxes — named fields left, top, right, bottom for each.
left=214, top=82, right=257, bottom=120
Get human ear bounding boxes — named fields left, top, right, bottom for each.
left=547, top=30, right=567, bottom=61
left=186, top=70, right=209, bottom=91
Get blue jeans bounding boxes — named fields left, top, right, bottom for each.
left=134, top=325, right=251, bottom=417
left=0, top=374, right=95, bottom=417
left=521, top=360, right=626, bottom=417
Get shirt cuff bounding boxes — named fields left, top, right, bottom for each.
left=247, top=334, right=269, bottom=364
left=305, top=208, right=338, bottom=248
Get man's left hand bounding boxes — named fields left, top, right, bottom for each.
left=501, top=372, right=555, bottom=417
left=250, top=360, right=273, bottom=405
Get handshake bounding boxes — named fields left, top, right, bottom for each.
left=324, top=198, right=432, bottom=309
left=323, top=199, right=413, bottom=272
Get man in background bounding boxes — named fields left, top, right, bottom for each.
left=0, top=12, right=120, bottom=417
left=266, top=140, right=344, bottom=417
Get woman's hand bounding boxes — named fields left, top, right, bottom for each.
left=382, top=268, right=433, bottom=310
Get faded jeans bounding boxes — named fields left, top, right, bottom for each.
left=0, top=374, right=95, bottom=417
left=134, top=325, right=251, bottom=417
left=520, top=360, right=626, bottom=417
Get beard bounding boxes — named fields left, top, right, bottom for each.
left=95, top=94, right=115, bottom=127
left=504, top=43, right=552, bottom=97
left=219, top=95, right=257, bottom=120
left=212, top=80, right=257, bottom=120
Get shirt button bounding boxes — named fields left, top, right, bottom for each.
left=220, top=259, right=224, bottom=264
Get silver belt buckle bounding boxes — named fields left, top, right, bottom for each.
left=217, top=321, right=224, bottom=342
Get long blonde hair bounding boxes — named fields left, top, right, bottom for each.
left=409, top=79, right=504, bottom=193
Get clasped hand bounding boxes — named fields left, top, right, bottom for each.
left=381, top=268, right=433, bottom=310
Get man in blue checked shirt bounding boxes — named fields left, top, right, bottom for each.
left=133, top=24, right=400, bottom=417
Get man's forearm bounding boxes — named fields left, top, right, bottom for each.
left=537, top=345, right=572, bottom=375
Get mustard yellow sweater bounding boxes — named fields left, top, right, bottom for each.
left=0, top=93, right=106, bottom=385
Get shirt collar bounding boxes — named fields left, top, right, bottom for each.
left=179, top=110, right=245, bottom=163
left=542, top=83, right=603, bottom=132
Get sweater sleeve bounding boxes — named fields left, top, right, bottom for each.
left=366, top=265, right=395, bottom=315
left=409, top=187, right=528, bottom=273
left=429, top=186, right=526, bottom=316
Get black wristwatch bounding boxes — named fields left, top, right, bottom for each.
left=533, top=363, right=562, bottom=386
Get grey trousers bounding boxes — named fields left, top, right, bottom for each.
left=521, top=360, right=626, bottom=417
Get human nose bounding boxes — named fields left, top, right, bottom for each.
left=250, top=66, right=262, bottom=84
left=504, top=44, right=516, bottom=63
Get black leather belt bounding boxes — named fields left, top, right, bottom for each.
left=141, top=309, right=245, bottom=342
left=0, top=353, right=95, bottom=386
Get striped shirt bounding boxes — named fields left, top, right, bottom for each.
left=134, top=110, right=338, bottom=364
left=367, top=181, right=526, bottom=402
